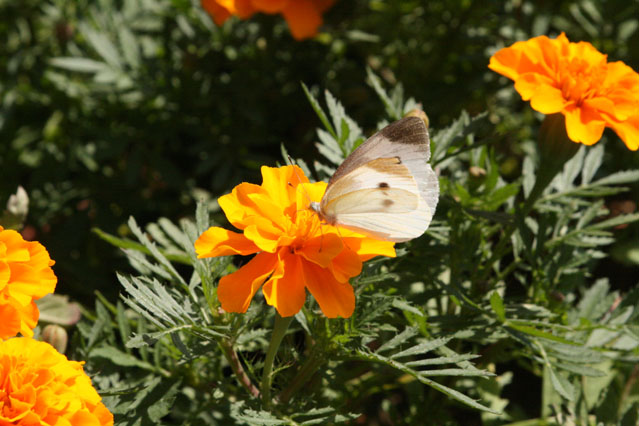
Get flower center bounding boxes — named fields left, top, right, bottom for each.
left=558, top=57, right=607, bottom=106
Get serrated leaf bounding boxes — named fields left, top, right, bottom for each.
left=126, top=325, right=195, bottom=348
left=377, top=327, right=419, bottom=353
left=547, top=366, right=574, bottom=400
left=128, top=216, right=188, bottom=286
left=301, top=82, right=336, bottom=139
left=391, top=298, right=424, bottom=317
left=581, top=143, right=603, bottom=184
left=554, top=360, right=606, bottom=377
left=195, top=200, right=210, bottom=234
left=591, top=170, right=639, bottom=186
left=359, top=351, right=498, bottom=413
left=576, top=279, right=611, bottom=321
left=589, top=212, right=639, bottom=230
left=366, top=68, right=400, bottom=119
left=91, top=346, right=156, bottom=371
left=405, top=354, right=479, bottom=367
left=390, top=337, right=453, bottom=359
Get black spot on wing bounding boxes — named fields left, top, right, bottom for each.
left=378, top=182, right=390, bottom=188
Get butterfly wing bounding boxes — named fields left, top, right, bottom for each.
left=320, top=117, right=439, bottom=242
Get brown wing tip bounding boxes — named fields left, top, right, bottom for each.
left=380, top=117, right=428, bottom=145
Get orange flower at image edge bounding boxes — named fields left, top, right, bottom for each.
left=0, top=226, right=57, bottom=340
left=201, top=0, right=335, bottom=40
left=489, top=32, right=639, bottom=150
left=195, top=165, right=396, bottom=318
left=0, top=337, right=113, bottom=425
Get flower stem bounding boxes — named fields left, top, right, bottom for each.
left=261, top=314, right=294, bottom=408
left=219, top=339, right=260, bottom=398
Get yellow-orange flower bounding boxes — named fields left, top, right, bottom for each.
left=489, top=32, right=639, bottom=150
left=0, top=337, right=113, bottom=425
left=201, top=0, right=335, bottom=40
left=0, top=227, right=57, bottom=340
left=195, top=165, right=395, bottom=318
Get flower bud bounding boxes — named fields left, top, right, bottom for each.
left=41, top=324, right=68, bottom=354
left=405, top=109, right=430, bottom=129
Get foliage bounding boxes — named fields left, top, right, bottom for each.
left=2, top=0, right=639, bottom=424
left=71, top=80, right=639, bottom=424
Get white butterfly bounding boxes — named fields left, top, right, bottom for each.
left=310, top=116, right=439, bottom=242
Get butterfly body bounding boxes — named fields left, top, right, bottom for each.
left=311, top=116, right=439, bottom=242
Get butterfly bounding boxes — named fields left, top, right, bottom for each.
left=309, top=116, right=439, bottom=242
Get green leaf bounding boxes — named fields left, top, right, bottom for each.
left=547, top=365, right=574, bottom=400
left=35, top=294, right=82, bottom=326
left=82, top=26, right=123, bottom=69
left=366, top=68, right=401, bottom=119
left=490, top=291, right=506, bottom=322
left=301, top=82, right=336, bottom=139
left=554, top=360, right=606, bottom=377
left=377, top=327, right=419, bottom=353
left=581, top=143, right=603, bottom=184
left=390, top=337, right=453, bottom=359
left=91, top=346, right=157, bottom=371
left=591, top=170, right=639, bottom=186
left=49, top=57, right=109, bottom=73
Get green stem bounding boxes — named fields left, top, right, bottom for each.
left=261, top=314, right=294, bottom=407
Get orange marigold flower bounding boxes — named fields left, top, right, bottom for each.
left=0, top=337, right=113, bottom=426
left=489, top=32, right=639, bottom=150
left=200, top=0, right=335, bottom=40
left=0, top=226, right=57, bottom=340
left=195, top=165, right=396, bottom=318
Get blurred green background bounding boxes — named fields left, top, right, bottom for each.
left=1, top=0, right=638, bottom=306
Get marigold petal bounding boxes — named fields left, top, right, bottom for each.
left=217, top=252, right=277, bottom=313
left=201, top=0, right=232, bottom=24
left=235, top=0, right=257, bottom=17
left=329, top=246, right=363, bottom=283
left=0, top=304, right=21, bottom=339
left=195, top=227, right=259, bottom=258
left=302, top=260, right=355, bottom=318
left=0, top=260, right=9, bottom=286
left=8, top=263, right=58, bottom=300
left=250, top=0, right=289, bottom=13
left=564, top=106, right=606, bottom=145
left=530, top=85, right=567, bottom=114
left=513, top=72, right=556, bottom=101
left=297, top=233, right=342, bottom=267
left=247, top=192, right=290, bottom=230
left=218, top=182, right=268, bottom=229
left=488, top=45, right=525, bottom=81
left=262, top=250, right=307, bottom=317
left=607, top=115, right=639, bottom=151
left=18, top=301, right=38, bottom=338
left=342, top=236, right=396, bottom=262
left=281, top=0, right=323, bottom=40
left=244, top=220, right=284, bottom=253
left=261, top=165, right=309, bottom=209
left=0, top=338, right=113, bottom=425
left=296, top=182, right=326, bottom=212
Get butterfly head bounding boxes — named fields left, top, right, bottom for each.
left=309, top=200, right=337, bottom=226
